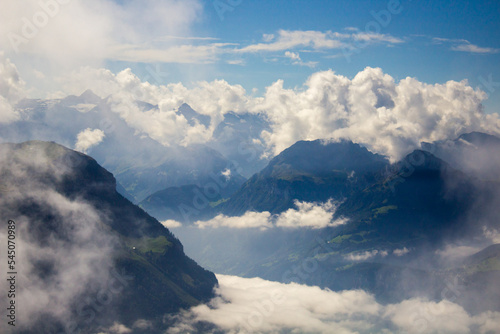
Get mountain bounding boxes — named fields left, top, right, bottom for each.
left=0, top=141, right=217, bottom=334
left=208, top=111, right=270, bottom=178
left=139, top=184, right=223, bottom=223
left=177, top=103, right=211, bottom=127
left=221, top=139, right=389, bottom=215
left=108, top=143, right=246, bottom=202
left=421, top=131, right=500, bottom=181
left=0, top=91, right=247, bottom=202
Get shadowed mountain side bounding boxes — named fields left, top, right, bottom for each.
left=221, top=139, right=389, bottom=216
left=421, top=131, right=500, bottom=181
left=0, top=141, right=217, bottom=334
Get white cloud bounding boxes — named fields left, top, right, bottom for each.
left=276, top=200, right=347, bottom=229
left=237, top=29, right=402, bottom=54
left=56, top=67, right=250, bottom=147
left=161, top=220, right=183, bottom=229
left=99, top=322, right=132, bottom=334
left=344, top=250, right=388, bottom=261
left=168, top=274, right=500, bottom=334
left=0, top=53, right=24, bottom=123
left=0, top=0, right=208, bottom=93
left=168, top=274, right=382, bottom=334
left=0, top=0, right=205, bottom=63
left=284, top=51, right=318, bottom=68
left=75, top=128, right=105, bottom=153
left=195, top=211, right=273, bottom=230
left=353, top=32, right=404, bottom=44
left=131, top=319, right=154, bottom=330
left=433, top=38, right=499, bottom=54
left=385, top=299, right=475, bottom=334
left=451, top=43, right=499, bottom=54
left=393, top=247, right=410, bottom=256
left=483, top=227, right=500, bottom=244
left=238, top=30, right=345, bottom=53
left=285, top=51, right=301, bottom=60
left=193, top=199, right=346, bottom=230
left=221, top=168, right=231, bottom=180
left=435, top=244, right=481, bottom=262
left=45, top=65, right=500, bottom=160
left=257, top=67, right=499, bottom=160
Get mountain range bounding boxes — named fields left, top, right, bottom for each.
left=2, top=92, right=500, bottom=331
left=165, top=133, right=500, bottom=312
left=0, top=91, right=263, bottom=203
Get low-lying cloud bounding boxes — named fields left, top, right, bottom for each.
left=167, top=274, right=500, bottom=334
left=344, top=249, right=388, bottom=261
left=75, top=128, right=105, bottom=153
left=193, top=200, right=346, bottom=230
left=0, top=143, right=117, bottom=332
left=275, top=200, right=347, bottom=229
left=195, top=211, right=273, bottom=230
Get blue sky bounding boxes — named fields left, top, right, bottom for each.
left=103, top=0, right=500, bottom=112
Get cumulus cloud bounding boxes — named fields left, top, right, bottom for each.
left=75, top=128, right=105, bottom=153
left=168, top=274, right=500, bottom=334
left=194, top=200, right=346, bottom=230
left=344, top=249, right=388, bottom=261
left=276, top=200, right=347, bottom=229
left=257, top=67, right=499, bottom=160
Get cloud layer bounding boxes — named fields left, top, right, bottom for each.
left=168, top=274, right=500, bottom=334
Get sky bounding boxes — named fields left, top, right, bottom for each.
left=1, top=0, right=500, bottom=112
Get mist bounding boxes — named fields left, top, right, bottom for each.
left=0, top=142, right=119, bottom=333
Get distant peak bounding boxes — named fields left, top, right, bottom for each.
left=79, top=89, right=102, bottom=102
left=458, top=131, right=500, bottom=146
